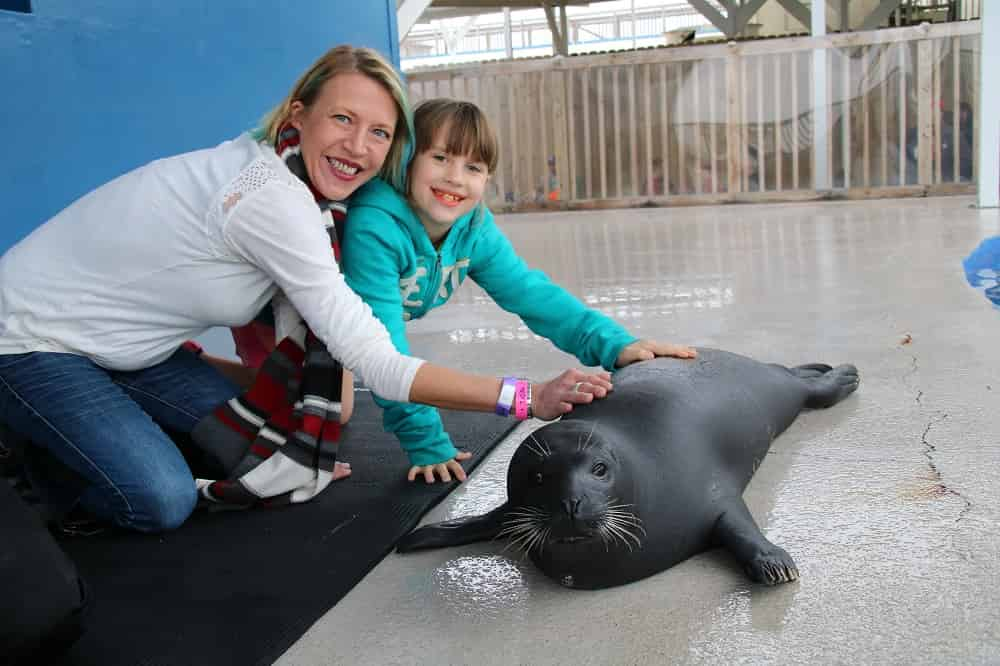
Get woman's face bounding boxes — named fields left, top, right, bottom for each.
left=289, top=71, right=398, bottom=201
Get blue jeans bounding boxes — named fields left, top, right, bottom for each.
left=0, top=348, right=238, bottom=533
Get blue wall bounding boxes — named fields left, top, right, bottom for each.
left=0, top=0, right=399, bottom=252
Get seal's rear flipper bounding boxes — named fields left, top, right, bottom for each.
left=396, top=504, right=508, bottom=553
left=711, top=499, right=799, bottom=585
left=788, top=363, right=833, bottom=378
left=801, top=363, right=860, bottom=408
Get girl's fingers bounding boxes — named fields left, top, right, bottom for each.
left=447, top=460, right=467, bottom=482
left=408, top=457, right=470, bottom=483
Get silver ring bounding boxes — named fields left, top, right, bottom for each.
left=572, top=381, right=584, bottom=393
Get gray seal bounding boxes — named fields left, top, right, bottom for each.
left=396, top=349, right=859, bottom=590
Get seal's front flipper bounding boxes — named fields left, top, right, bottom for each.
left=711, top=499, right=798, bottom=585
left=396, top=504, right=508, bottom=553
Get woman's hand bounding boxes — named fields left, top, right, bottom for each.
left=615, top=339, right=697, bottom=368
left=408, top=450, right=473, bottom=483
left=532, top=369, right=614, bottom=421
left=333, top=461, right=352, bottom=481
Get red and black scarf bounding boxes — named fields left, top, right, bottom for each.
left=190, top=126, right=350, bottom=507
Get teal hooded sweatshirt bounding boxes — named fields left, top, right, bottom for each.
left=341, top=179, right=637, bottom=467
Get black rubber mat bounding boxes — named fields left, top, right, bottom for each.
left=57, top=392, right=515, bottom=666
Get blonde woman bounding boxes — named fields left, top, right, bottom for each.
left=0, top=46, right=611, bottom=533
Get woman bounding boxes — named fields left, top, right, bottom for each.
left=0, top=45, right=610, bottom=534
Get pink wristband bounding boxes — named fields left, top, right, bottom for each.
left=514, top=380, right=531, bottom=420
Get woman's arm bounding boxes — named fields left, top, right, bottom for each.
left=223, top=184, right=609, bottom=420
left=409, top=364, right=610, bottom=421
left=223, top=184, right=422, bottom=401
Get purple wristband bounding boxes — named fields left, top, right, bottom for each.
left=496, top=376, right=518, bottom=416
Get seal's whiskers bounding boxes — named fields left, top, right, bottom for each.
left=525, top=434, right=552, bottom=460
left=577, top=421, right=599, bottom=452
left=600, top=520, right=643, bottom=552
left=599, top=500, right=645, bottom=551
left=499, top=505, right=551, bottom=556
left=503, top=506, right=549, bottom=521
left=503, top=525, right=550, bottom=558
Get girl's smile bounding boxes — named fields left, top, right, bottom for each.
left=431, top=187, right=466, bottom=206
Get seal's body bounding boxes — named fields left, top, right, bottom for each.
left=397, top=349, right=859, bottom=590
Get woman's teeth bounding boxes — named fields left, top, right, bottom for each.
left=328, top=157, right=359, bottom=175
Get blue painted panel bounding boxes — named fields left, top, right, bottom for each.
left=0, top=0, right=399, bottom=252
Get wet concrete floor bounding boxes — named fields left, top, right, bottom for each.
left=276, top=195, right=1000, bottom=665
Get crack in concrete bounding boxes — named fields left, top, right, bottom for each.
left=900, top=351, right=919, bottom=383
left=905, top=350, right=973, bottom=523
left=920, top=415, right=973, bottom=522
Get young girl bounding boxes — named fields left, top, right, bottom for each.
left=341, top=98, right=696, bottom=484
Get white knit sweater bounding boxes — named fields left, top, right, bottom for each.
left=0, top=134, right=423, bottom=402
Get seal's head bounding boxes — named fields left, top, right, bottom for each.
left=500, top=419, right=645, bottom=572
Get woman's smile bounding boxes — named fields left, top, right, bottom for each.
left=290, top=71, right=396, bottom=201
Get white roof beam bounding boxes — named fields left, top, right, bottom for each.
left=398, top=0, right=435, bottom=40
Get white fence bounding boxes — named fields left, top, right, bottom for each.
left=407, top=21, right=981, bottom=210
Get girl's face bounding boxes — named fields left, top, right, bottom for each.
left=290, top=71, right=397, bottom=201
left=408, top=129, right=490, bottom=244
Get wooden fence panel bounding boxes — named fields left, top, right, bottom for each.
left=659, top=63, right=670, bottom=197
left=405, top=21, right=980, bottom=210
left=710, top=58, right=720, bottom=193
left=596, top=69, right=614, bottom=199
left=643, top=64, right=653, bottom=197
left=613, top=67, right=623, bottom=198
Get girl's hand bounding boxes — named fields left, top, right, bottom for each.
left=532, top=369, right=614, bottom=421
left=408, top=450, right=474, bottom=483
left=615, top=339, right=697, bottom=368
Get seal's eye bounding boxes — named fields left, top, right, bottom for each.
left=535, top=472, right=543, bottom=484
left=592, top=462, right=608, bottom=477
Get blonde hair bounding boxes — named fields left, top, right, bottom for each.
left=256, top=45, right=413, bottom=192
left=411, top=98, right=499, bottom=174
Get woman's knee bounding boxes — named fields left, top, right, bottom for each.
left=132, top=477, right=197, bottom=533
left=96, top=473, right=197, bottom=533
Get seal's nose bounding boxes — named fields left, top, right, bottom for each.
left=561, top=498, right=581, bottom=520
left=553, top=498, right=596, bottom=540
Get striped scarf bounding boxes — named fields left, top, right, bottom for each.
left=190, top=126, right=348, bottom=507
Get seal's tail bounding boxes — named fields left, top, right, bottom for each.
left=796, top=363, right=860, bottom=408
